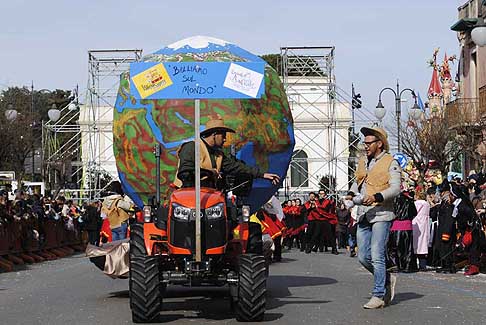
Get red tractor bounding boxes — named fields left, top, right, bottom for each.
left=129, top=166, right=267, bottom=323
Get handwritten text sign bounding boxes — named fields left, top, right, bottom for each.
left=223, top=63, right=264, bottom=98
left=130, top=62, right=265, bottom=100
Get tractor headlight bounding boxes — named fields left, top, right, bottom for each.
left=205, top=203, right=224, bottom=220
left=143, top=205, right=152, bottom=223
left=172, top=204, right=191, bottom=221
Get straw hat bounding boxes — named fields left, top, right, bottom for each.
left=200, top=115, right=235, bottom=137
left=360, top=126, right=389, bottom=152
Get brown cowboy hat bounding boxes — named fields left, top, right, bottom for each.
left=360, top=126, right=389, bottom=152
left=200, top=115, right=235, bottom=137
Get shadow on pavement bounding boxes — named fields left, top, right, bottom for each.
left=7, top=264, right=30, bottom=272
left=392, top=292, right=424, bottom=304
left=267, top=275, right=336, bottom=309
left=162, top=286, right=284, bottom=322
left=109, top=286, right=284, bottom=322
left=107, top=275, right=336, bottom=322
left=156, top=312, right=283, bottom=323
left=268, top=275, right=337, bottom=288
left=276, top=257, right=298, bottom=263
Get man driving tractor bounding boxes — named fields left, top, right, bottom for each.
left=174, top=114, right=280, bottom=189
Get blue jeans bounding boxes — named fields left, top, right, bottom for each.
left=348, top=225, right=357, bottom=249
left=112, top=223, right=128, bottom=241
left=357, top=218, right=391, bottom=298
left=348, top=233, right=356, bottom=248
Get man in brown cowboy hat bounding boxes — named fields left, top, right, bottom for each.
left=174, top=114, right=280, bottom=189
left=348, top=126, right=401, bottom=309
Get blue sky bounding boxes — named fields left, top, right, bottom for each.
left=0, top=0, right=465, bottom=124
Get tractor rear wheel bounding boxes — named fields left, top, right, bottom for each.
left=235, top=254, right=266, bottom=322
left=129, top=223, right=161, bottom=323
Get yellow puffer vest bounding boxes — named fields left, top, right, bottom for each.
left=355, top=153, right=394, bottom=198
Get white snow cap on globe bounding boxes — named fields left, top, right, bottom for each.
left=168, top=36, right=230, bottom=50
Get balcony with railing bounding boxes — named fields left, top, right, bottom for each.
left=444, top=97, right=485, bottom=129
left=480, top=85, right=486, bottom=114
left=451, top=0, right=481, bottom=31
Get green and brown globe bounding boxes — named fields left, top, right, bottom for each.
left=113, top=36, right=294, bottom=211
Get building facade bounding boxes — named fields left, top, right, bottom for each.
left=282, top=75, right=352, bottom=200
left=450, top=0, right=486, bottom=174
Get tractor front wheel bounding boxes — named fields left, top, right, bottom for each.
left=235, top=254, right=266, bottom=322
left=129, top=223, right=161, bottom=323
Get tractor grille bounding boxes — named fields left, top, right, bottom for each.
left=169, top=213, right=226, bottom=253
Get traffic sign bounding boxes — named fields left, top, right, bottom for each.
left=393, top=152, right=409, bottom=169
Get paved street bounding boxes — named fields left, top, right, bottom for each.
left=1, top=249, right=486, bottom=324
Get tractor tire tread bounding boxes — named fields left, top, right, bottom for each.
left=235, top=254, right=266, bottom=322
left=129, top=223, right=161, bottom=323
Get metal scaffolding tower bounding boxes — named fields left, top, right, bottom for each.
left=43, top=49, right=142, bottom=200
left=280, top=46, right=374, bottom=198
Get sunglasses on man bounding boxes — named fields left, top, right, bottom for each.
left=363, top=139, right=380, bottom=146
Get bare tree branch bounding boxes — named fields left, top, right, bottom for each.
left=400, top=106, right=481, bottom=181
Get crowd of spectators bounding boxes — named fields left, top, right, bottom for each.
left=382, top=171, right=486, bottom=276
left=0, top=189, right=102, bottom=253
left=278, top=172, right=486, bottom=277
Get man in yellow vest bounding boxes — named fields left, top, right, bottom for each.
left=174, top=115, right=280, bottom=189
left=349, top=126, right=401, bottom=309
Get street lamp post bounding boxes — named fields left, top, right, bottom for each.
left=5, top=103, right=18, bottom=121
left=7, top=83, right=61, bottom=181
left=471, top=0, right=486, bottom=46
left=375, top=81, right=420, bottom=152
left=30, top=82, right=35, bottom=181
left=30, top=83, right=54, bottom=181
left=5, top=84, right=76, bottom=189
